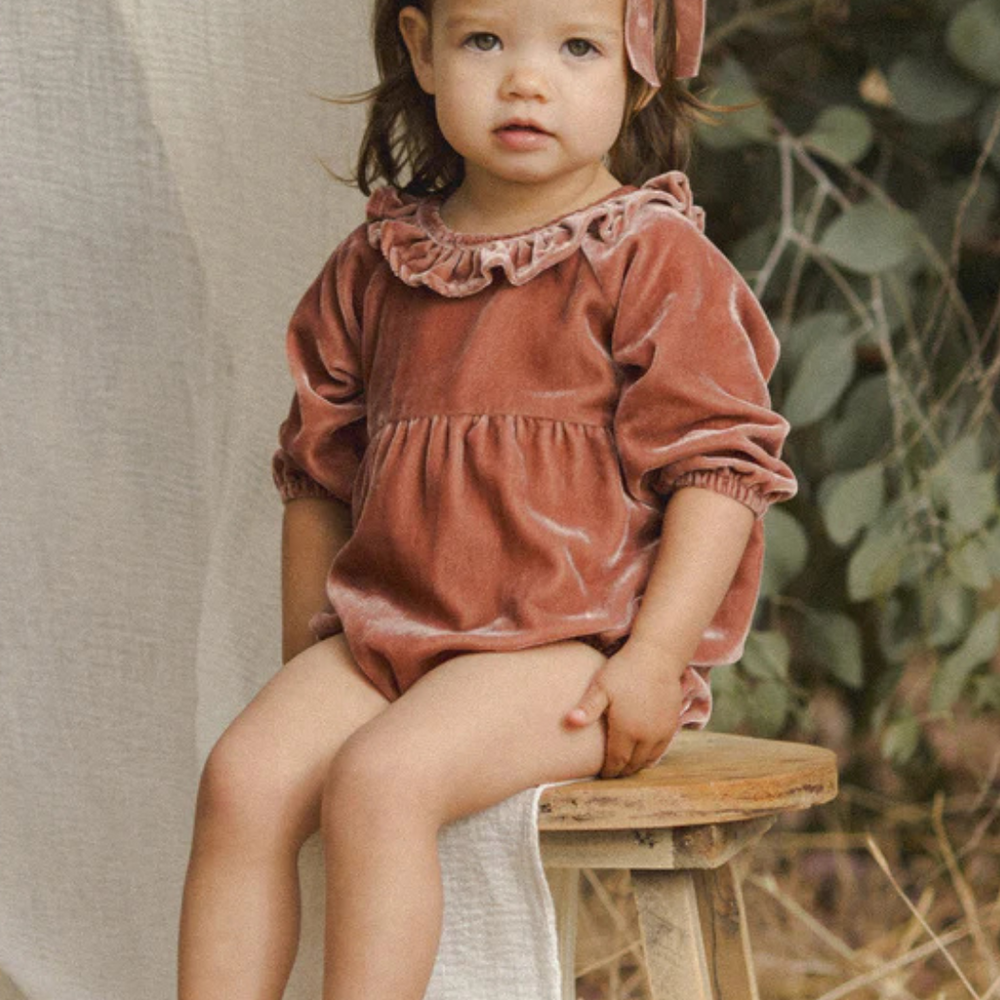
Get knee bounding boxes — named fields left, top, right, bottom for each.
left=194, top=726, right=294, bottom=846
left=320, top=731, right=426, bottom=844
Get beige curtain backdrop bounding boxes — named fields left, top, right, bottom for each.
left=1, top=3, right=569, bottom=996
left=0, top=4, right=561, bottom=998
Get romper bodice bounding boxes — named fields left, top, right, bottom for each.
left=272, top=171, right=796, bottom=704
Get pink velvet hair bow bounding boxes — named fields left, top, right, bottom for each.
left=625, top=0, right=706, bottom=87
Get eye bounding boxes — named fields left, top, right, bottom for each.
left=463, top=32, right=500, bottom=52
left=564, top=38, right=597, bottom=58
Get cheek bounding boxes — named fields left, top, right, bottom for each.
left=432, top=81, right=485, bottom=150
left=434, top=77, right=470, bottom=119
left=575, top=83, right=629, bottom=145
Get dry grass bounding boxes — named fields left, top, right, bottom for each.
left=572, top=786, right=1000, bottom=1000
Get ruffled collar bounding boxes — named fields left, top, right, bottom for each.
left=365, top=171, right=706, bottom=298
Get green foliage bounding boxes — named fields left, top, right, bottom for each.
left=947, top=0, right=1000, bottom=84
left=887, top=54, right=981, bottom=124
left=803, top=106, right=874, bottom=165
left=881, top=707, right=921, bottom=765
left=801, top=609, right=866, bottom=688
left=783, top=325, right=857, bottom=424
left=761, top=507, right=809, bottom=596
left=818, top=201, right=922, bottom=274
left=821, top=465, right=885, bottom=546
left=930, top=608, right=1000, bottom=711
left=698, top=0, right=1000, bottom=773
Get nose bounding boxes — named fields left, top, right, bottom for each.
left=499, top=55, right=550, bottom=101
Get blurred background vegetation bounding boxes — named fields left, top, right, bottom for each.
left=690, top=0, right=1000, bottom=799
left=575, top=5, right=1000, bottom=997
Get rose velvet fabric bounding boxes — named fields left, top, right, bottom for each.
left=272, top=170, right=797, bottom=711
left=624, top=0, right=706, bottom=85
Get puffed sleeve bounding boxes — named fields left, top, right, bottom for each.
left=611, top=213, right=797, bottom=666
left=612, top=214, right=797, bottom=516
left=271, top=235, right=369, bottom=506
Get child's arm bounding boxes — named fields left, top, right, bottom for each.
left=570, top=214, right=797, bottom=778
left=566, top=485, right=755, bottom=777
left=273, top=238, right=373, bottom=664
left=281, top=497, right=353, bottom=664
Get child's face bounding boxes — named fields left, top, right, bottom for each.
left=400, top=0, right=630, bottom=192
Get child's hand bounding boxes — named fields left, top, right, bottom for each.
left=565, top=641, right=686, bottom=779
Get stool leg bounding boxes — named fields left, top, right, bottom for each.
left=632, top=861, right=758, bottom=1000
left=693, top=863, right=759, bottom=1000
left=633, top=870, right=713, bottom=1000
left=545, top=867, right=579, bottom=1000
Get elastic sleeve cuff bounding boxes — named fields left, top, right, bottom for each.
left=309, top=609, right=346, bottom=641
left=274, top=472, right=338, bottom=505
left=668, top=469, right=772, bottom=519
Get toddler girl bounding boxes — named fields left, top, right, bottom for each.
left=177, top=0, right=797, bottom=997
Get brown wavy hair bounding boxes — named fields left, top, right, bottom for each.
left=333, top=0, right=723, bottom=197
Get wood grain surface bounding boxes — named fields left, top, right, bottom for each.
left=538, top=730, right=838, bottom=831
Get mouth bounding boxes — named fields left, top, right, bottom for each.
left=495, top=120, right=551, bottom=136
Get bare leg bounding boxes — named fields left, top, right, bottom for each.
left=320, top=639, right=609, bottom=1000
left=177, top=633, right=389, bottom=1000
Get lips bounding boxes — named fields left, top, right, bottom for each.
left=496, top=119, right=551, bottom=135
left=493, top=118, right=554, bottom=151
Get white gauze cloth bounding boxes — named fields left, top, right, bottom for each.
left=428, top=785, right=565, bottom=1000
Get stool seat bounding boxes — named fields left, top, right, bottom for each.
left=539, top=729, right=837, bottom=830
left=538, top=730, right=838, bottom=1000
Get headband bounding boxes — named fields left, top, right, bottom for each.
left=625, top=0, right=706, bottom=87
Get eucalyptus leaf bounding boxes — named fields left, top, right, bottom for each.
left=783, top=331, right=856, bottom=426
left=802, top=608, right=865, bottom=688
left=819, top=200, right=922, bottom=274
left=708, top=666, right=747, bottom=732
left=741, top=630, right=791, bottom=681
left=803, top=105, right=874, bottom=163
left=949, top=538, right=994, bottom=589
left=780, top=310, right=852, bottom=371
left=698, top=59, right=771, bottom=149
left=822, top=465, right=885, bottom=546
left=881, top=710, right=921, bottom=765
left=939, top=434, right=986, bottom=474
left=746, top=678, right=791, bottom=737
left=930, top=608, right=1000, bottom=712
left=713, top=55, right=758, bottom=91
left=941, top=471, right=997, bottom=533
left=899, top=547, right=939, bottom=587
left=887, top=53, right=983, bottom=123
left=927, top=580, right=977, bottom=647
left=731, top=223, right=781, bottom=275
left=822, top=375, right=893, bottom=471
left=947, top=0, right=1000, bottom=85
left=847, top=512, right=906, bottom=601
left=761, top=508, right=809, bottom=596
left=879, top=592, right=922, bottom=663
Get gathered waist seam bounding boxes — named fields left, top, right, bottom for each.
left=371, top=412, right=614, bottom=436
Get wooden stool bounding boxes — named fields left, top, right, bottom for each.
left=539, top=730, right=838, bottom=1000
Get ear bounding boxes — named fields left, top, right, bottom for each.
left=399, top=6, right=436, bottom=95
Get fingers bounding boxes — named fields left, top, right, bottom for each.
left=608, top=737, right=674, bottom=779
left=649, top=738, right=672, bottom=767
left=622, top=740, right=656, bottom=777
left=565, top=675, right=610, bottom=728
left=600, top=727, right=634, bottom=778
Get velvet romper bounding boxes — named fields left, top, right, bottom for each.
left=272, top=170, right=798, bottom=725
